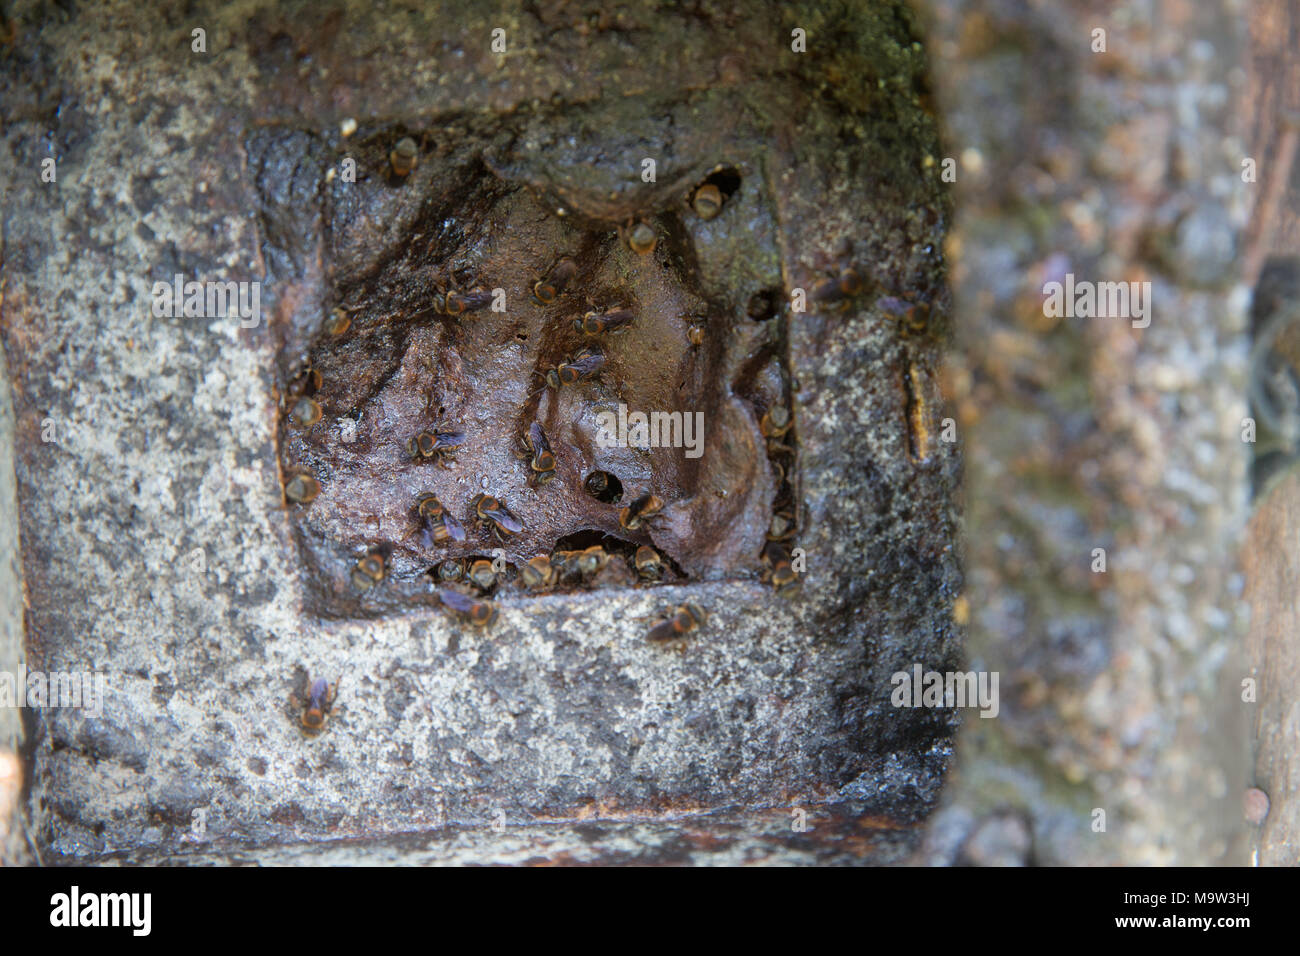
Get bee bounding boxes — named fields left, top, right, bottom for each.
left=533, top=257, right=577, bottom=304
left=809, top=268, right=865, bottom=310
left=407, top=424, right=467, bottom=467
left=283, top=472, right=320, bottom=505
left=575, top=545, right=607, bottom=578
left=877, top=295, right=929, bottom=335
left=520, top=554, right=556, bottom=590
left=290, top=396, right=322, bottom=427
left=573, top=308, right=634, bottom=336
left=435, top=558, right=465, bottom=583
left=438, top=587, right=497, bottom=627
left=761, top=541, right=801, bottom=599
left=522, top=421, right=557, bottom=486
left=691, top=182, right=723, bottom=220
left=647, top=603, right=707, bottom=643
left=540, top=348, right=605, bottom=391
left=390, top=137, right=418, bottom=177
left=624, top=220, right=657, bottom=256
left=470, top=493, right=523, bottom=541
left=767, top=510, right=796, bottom=541
left=291, top=364, right=322, bottom=396
left=290, top=676, right=339, bottom=736
left=468, top=559, right=497, bottom=591
left=322, top=307, right=352, bottom=336
left=584, top=470, right=618, bottom=501
left=417, top=493, right=467, bottom=546
left=351, top=550, right=387, bottom=591
left=761, top=404, right=795, bottom=455
left=687, top=324, right=705, bottom=346
left=444, top=287, right=494, bottom=316
left=619, top=493, right=663, bottom=531
left=634, top=544, right=664, bottom=581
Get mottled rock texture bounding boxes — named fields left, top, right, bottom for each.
left=1, top=0, right=957, bottom=861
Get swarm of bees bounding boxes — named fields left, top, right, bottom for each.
left=278, top=192, right=810, bottom=714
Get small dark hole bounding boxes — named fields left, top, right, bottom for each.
left=584, top=470, right=623, bottom=503
left=747, top=288, right=782, bottom=321
left=704, top=166, right=742, bottom=199
left=554, top=529, right=637, bottom=559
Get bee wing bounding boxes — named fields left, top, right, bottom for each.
left=439, top=588, right=475, bottom=612
left=491, top=507, right=524, bottom=533
left=434, top=428, right=467, bottom=449
left=602, top=309, right=635, bottom=331
left=570, top=351, right=606, bottom=375
left=646, top=620, right=677, bottom=642
left=530, top=421, right=551, bottom=454
left=444, top=511, right=467, bottom=541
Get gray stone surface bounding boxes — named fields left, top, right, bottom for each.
left=0, top=0, right=957, bottom=862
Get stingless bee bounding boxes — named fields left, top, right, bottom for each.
left=416, top=493, right=467, bottom=547
left=533, top=257, right=577, bottom=304
left=619, top=492, right=663, bottom=531
left=646, top=603, right=707, bottom=643
left=407, top=424, right=467, bottom=467
left=623, top=220, right=657, bottom=256
left=467, top=559, right=497, bottom=591
left=390, top=137, right=418, bottom=177
left=444, top=287, right=494, bottom=316
left=351, top=550, right=387, bottom=591
left=538, top=348, right=605, bottom=391
left=634, top=544, right=664, bottom=581
left=438, top=587, right=497, bottom=627
left=521, top=421, right=557, bottom=487
left=290, top=396, right=322, bottom=427
left=691, top=182, right=723, bottom=220
left=520, top=554, right=556, bottom=590
left=573, top=308, right=634, bottom=337
left=283, top=472, right=320, bottom=505
left=809, top=267, right=865, bottom=310
left=290, top=675, right=339, bottom=736
left=761, top=541, right=801, bottom=599
left=470, top=493, right=523, bottom=542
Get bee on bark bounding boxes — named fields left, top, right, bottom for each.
left=573, top=308, right=634, bottom=337
left=533, top=257, right=577, bottom=304
left=438, top=587, right=497, bottom=627
left=407, top=424, right=467, bottom=467
left=519, top=554, right=556, bottom=590
left=416, top=493, right=467, bottom=547
left=290, top=675, right=339, bottom=736
left=634, top=545, right=664, bottom=581
left=647, top=603, right=707, bottom=643
left=470, top=493, right=523, bottom=542
left=444, top=287, right=494, bottom=317
left=619, top=493, right=663, bottom=531
left=351, top=550, right=387, bottom=591
left=538, top=348, right=605, bottom=391
left=521, top=421, right=557, bottom=487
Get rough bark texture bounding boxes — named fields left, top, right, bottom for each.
left=917, top=0, right=1251, bottom=865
